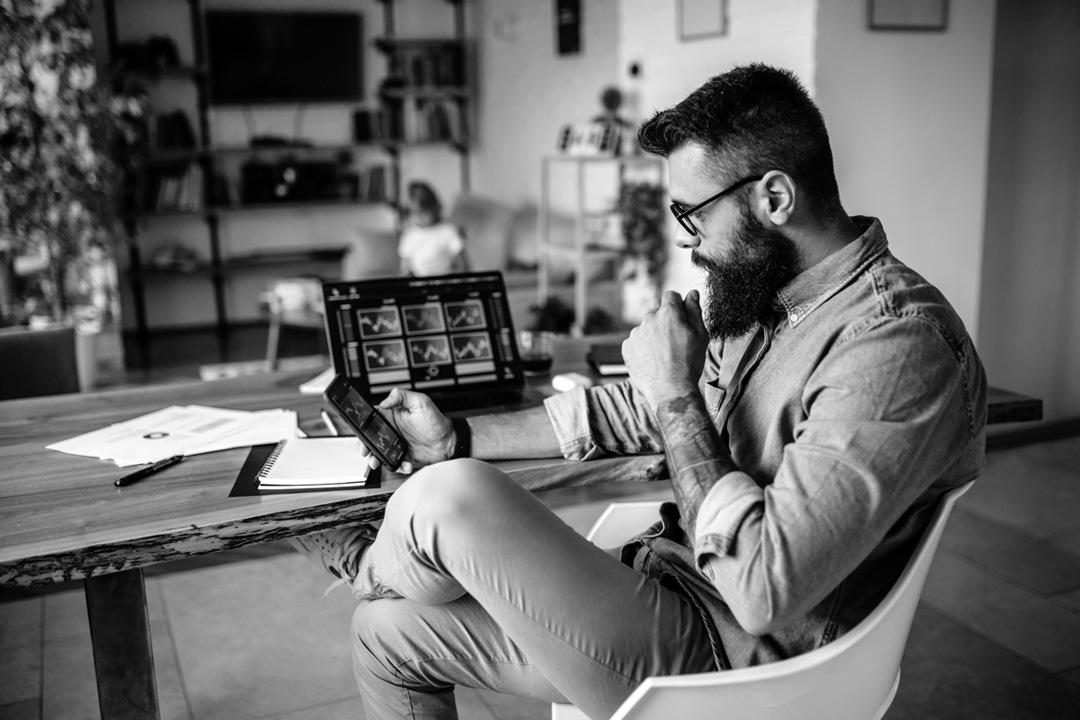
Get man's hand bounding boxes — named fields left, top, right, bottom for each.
left=361, top=388, right=456, bottom=474
left=622, top=289, right=709, bottom=411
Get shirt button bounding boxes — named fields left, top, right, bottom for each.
left=790, top=313, right=799, bottom=323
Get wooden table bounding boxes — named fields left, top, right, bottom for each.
left=0, top=338, right=1042, bottom=719
left=0, top=339, right=660, bottom=720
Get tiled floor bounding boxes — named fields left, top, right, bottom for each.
left=3, top=336, right=1080, bottom=718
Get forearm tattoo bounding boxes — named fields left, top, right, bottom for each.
left=655, top=393, right=738, bottom=537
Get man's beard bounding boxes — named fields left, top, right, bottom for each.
left=692, top=205, right=799, bottom=341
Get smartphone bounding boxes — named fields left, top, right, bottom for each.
left=323, top=374, right=408, bottom=471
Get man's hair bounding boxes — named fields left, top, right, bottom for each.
left=638, top=63, right=844, bottom=217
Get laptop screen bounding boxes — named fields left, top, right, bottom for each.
left=321, top=272, right=526, bottom=400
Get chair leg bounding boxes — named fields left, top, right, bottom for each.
left=265, top=314, right=282, bottom=371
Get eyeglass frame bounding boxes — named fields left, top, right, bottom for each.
left=670, top=175, right=764, bottom=236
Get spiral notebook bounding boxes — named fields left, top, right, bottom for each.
left=256, top=437, right=371, bottom=490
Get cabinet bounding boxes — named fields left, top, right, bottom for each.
left=102, top=0, right=471, bottom=369
left=537, top=155, right=665, bottom=335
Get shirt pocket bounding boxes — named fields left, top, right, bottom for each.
left=703, top=380, right=726, bottom=421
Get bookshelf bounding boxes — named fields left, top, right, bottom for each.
left=103, top=0, right=472, bottom=369
left=373, top=0, right=471, bottom=194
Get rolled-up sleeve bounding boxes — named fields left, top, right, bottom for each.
left=544, top=380, right=666, bottom=461
left=693, top=470, right=763, bottom=557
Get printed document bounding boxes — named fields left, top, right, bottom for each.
left=47, top=405, right=298, bottom=467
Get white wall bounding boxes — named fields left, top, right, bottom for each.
left=470, top=0, right=619, bottom=206
left=618, top=0, right=817, bottom=295
left=814, top=0, right=997, bottom=339
left=977, top=0, right=1080, bottom=421
left=470, top=0, right=819, bottom=313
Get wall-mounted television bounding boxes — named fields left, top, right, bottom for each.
left=205, top=10, right=362, bottom=106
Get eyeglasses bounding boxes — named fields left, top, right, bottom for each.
left=670, top=175, right=763, bottom=236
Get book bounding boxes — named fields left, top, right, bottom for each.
left=256, top=437, right=371, bottom=490
left=587, top=342, right=628, bottom=376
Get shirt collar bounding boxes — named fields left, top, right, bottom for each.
left=772, top=216, right=888, bottom=327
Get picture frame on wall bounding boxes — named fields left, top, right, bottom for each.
left=868, top=0, right=948, bottom=31
left=678, top=0, right=727, bottom=41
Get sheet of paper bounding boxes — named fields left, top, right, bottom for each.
left=183, top=409, right=299, bottom=457
left=47, top=405, right=296, bottom=467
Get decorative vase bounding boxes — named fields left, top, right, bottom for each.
left=75, top=322, right=101, bottom=391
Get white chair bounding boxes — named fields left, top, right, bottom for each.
left=552, top=481, right=973, bottom=720
left=261, top=277, right=326, bottom=370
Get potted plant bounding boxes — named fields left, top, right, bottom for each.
left=527, top=295, right=576, bottom=335
left=617, top=181, right=667, bottom=323
left=0, top=0, right=131, bottom=386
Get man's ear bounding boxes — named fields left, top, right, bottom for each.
left=754, top=170, right=796, bottom=227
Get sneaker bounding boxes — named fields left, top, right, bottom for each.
left=289, top=522, right=381, bottom=589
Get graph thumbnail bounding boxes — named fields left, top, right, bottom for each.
left=363, top=340, right=408, bottom=371
left=445, top=299, right=486, bottom=329
left=357, top=308, right=402, bottom=338
left=451, top=332, right=493, bottom=361
left=367, top=415, right=400, bottom=457
left=408, top=336, right=451, bottom=366
left=403, top=303, right=447, bottom=334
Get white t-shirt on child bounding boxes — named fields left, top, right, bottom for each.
left=398, top=222, right=464, bottom=276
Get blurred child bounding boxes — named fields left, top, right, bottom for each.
left=398, top=181, right=467, bottom=276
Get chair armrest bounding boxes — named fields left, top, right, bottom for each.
left=586, top=501, right=664, bottom=548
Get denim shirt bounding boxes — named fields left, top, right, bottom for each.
left=543, top=217, right=987, bottom=670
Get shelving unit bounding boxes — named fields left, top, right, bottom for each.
left=103, top=0, right=472, bottom=369
left=537, top=155, right=665, bottom=335
left=102, top=0, right=214, bottom=367
left=373, top=0, right=471, bottom=194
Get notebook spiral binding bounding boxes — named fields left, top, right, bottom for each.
left=256, top=439, right=289, bottom=480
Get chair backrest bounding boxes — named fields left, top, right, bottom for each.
left=447, top=194, right=517, bottom=272
left=555, top=481, right=973, bottom=720
left=0, top=326, right=81, bottom=400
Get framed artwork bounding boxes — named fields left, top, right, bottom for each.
left=556, top=123, right=622, bottom=157
left=678, top=0, right=727, bottom=41
left=868, top=0, right=948, bottom=31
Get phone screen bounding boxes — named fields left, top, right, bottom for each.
left=325, top=376, right=407, bottom=469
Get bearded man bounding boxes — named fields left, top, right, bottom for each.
left=292, top=63, right=987, bottom=720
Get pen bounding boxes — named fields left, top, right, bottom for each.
left=320, top=410, right=339, bottom=436
left=115, top=454, right=185, bottom=487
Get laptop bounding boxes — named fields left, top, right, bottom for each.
left=320, top=272, right=544, bottom=414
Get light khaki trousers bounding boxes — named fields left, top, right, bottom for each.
left=351, top=458, right=714, bottom=720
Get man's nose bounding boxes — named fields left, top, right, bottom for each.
left=674, top=226, right=700, bottom=250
